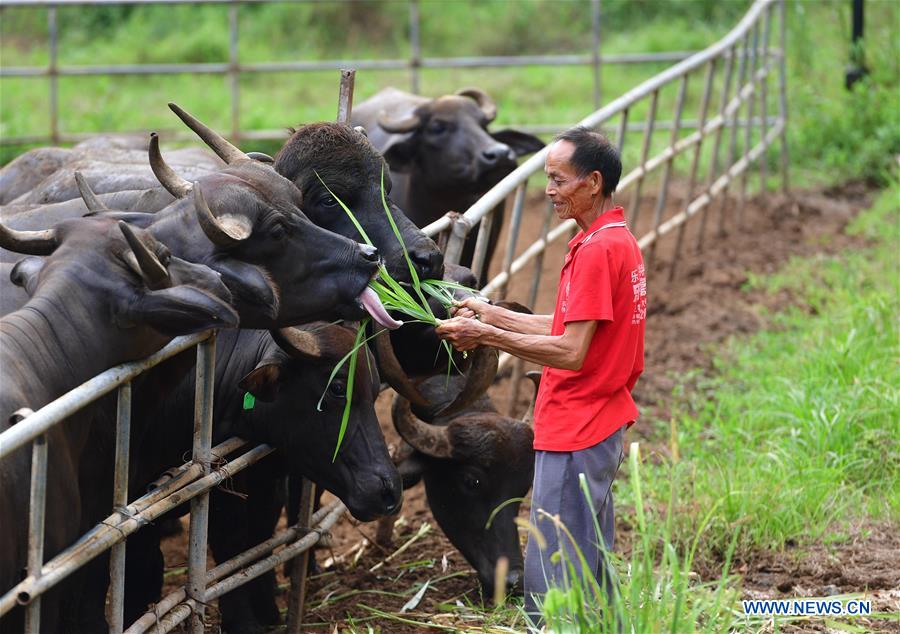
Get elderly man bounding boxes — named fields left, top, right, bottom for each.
left=436, top=126, right=645, bottom=626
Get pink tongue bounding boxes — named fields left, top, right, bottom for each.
left=360, top=287, right=403, bottom=330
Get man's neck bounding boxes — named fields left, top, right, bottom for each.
left=575, top=197, right=615, bottom=233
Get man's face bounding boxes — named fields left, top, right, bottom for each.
left=544, top=140, right=601, bottom=223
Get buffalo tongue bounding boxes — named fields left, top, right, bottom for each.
left=359, top=287, right=403, bottom=330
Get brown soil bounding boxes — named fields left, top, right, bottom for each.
left=157, top=180, right=899, bottom=633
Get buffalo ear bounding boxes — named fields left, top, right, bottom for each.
left=490, top=129, right=545, bottom=157
left=123, top=285, right=239, bottom=335
left=238, top=362, right=283, bottom=402
left=397, top=453, right=427, bottom=489
left=381, top=136, right=419, bottom=173
left=211, top=259, right=280, bottom=325
left=9, top=257, right=44, bottom=296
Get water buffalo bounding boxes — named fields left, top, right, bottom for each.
left=391, top=375, right=535, bottom=600
left=351, top=87, right=545, bottom=284
left=90, top=325, right=401, bottom=632
left=0, top=216, right=238, bottom=632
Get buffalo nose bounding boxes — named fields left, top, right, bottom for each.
left=506, top=569, right=524, bottom=595
left=359, top=243, right=380, bottom=263
left=410, top=247, right=444, bottom=281
left=381, top=475, right=402, bottom=515
left=481, top=143, right=513, bottom=167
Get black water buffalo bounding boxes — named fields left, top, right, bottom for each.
left=0, top=216, right=238, bottom=632
left=2, top=104, right=392, bottom=330
left=351, top=87, right=545, bottom=284
left=99, top=325, right=401, bottom=632
left=391, top=375, right=535, bottom=599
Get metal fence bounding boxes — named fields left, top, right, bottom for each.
left=0, top=0, right=787, bottom=631
left=424, top=0, right=788, bottom=413
left=0, top=0, right=711, bottom=147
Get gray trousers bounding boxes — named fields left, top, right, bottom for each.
left=524, top=426, right=625, bottom=627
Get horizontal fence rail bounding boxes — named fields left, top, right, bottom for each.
left=0, top=0, right=716, bottom=147
left=0, top=0, right=787, bottom=631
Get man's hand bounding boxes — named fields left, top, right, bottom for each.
left=450, top=297, right=492, bottom=322
left=435, top=316, right=492, bottom=352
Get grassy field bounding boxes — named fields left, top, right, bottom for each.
left=1, top=0, right=898, bottom=186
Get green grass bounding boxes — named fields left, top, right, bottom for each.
left=532, top=181, right=899, bottom=633
left=632, top=180, right=899, bottom=560
left=2, top=1, right=897, bottom=186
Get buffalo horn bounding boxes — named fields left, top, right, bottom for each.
left=392, top=396, right=453, bottom=459
left=246, top=151, right=275, bottom=164
left=149, top=133, right=193, bottom=199
left=376, top=109, right=422, bottom=134
left=522, top=370, right=542, bottom=425
left=117, top=221, right=170, bottom=290
left=168, top=102, right=249, bottom=165
left=434, top=345, right=499, bottom=418
left=456, top=87, right=497, bottom=122
left=192, top=182, right=251, bottom=248
left=74, top=172, right=109, bottom=214
left=374, top=325, right=431, bottom=408
left=0, top=224, right=57, bottom=256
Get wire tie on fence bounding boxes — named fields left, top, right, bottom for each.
left=100, top=519, right=128, bottom=539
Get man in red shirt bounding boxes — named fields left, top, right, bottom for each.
left=436, top=126, right=645, bottom=627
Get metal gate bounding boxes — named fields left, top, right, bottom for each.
left=0, top=0, right=786, bottom=630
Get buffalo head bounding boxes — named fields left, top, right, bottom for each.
left=273, top=122, right=444, bottom=284
left=391, top=375, right=535, bottom=599
left=235, top=324, right=402, bottom=522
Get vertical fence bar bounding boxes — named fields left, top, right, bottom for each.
left=408, top=0, right=421, bottom=93
left=497, top=182, right=528, bottom=299
left=628, top=89, right=659, bottom=229
left=228, top=2, right=239, bottom=141
left=737, top=23, right=760, bottom=230
left=695, top=45, right=736, bottom=252
left=716, top=31, right=751, bottom=238
left=506, top=201, right=554, bottom=417
left=615, top=108, right=628, bottom=154
left=758, top=5, right=772, bottom=194
left=470, top=210, right=495, bottom=283
left=22, top=412, right=45, bottom=634
left=648, top=73, right=688, bottom=266
left=777, top=0, right=789, bottom=194
left=286, top=480, right=317, bottom=634
left=591, top=0, right=602, bottom=110
left=108, top=382, right=133, bottom=634
left=47, top=6, right=59, bottom=144
left=670, top=59, right=715, bottom=280
left=187, top=334, right=216, bottom=634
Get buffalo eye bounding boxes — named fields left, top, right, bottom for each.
left=269, top=219, right=289, bottom=240
left=328, top=381, right=347, bottom=399
left=427, top=120, right=448, bottom=135
left=463, top=474, right=480, bottom=490
left=321, top=195, right=339, bottom=208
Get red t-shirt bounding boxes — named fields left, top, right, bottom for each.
left=532, top=207, right=646, bottom=452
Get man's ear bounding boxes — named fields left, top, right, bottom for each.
left=122, top=286, right=239, bottom=335
left=9, top=256, right=44, bottom=296
left=590, top=170, right=603, bottom=197
left=238, top=362, right=283, bottom=403
left=490, top=129, right=546, bottom=157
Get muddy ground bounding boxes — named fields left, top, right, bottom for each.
left=159, top=180, right=899, bottom=632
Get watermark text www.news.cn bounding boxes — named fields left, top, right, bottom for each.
left=742, top=598, right=872, bottom=617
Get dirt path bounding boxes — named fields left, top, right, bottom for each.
left=159, top=181, right=898, bottom=632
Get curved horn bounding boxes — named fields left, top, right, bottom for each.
left=74, top=171, right=109, bottom=214
left=149, top=133, right=193, bottom=199
left=192, top=182, right=250, bottom=248
left=374, top=326, right=431, bottom=408
left=376, top=109, right=422, bottom=134
left=522, top=370, right=542, bottom=425
left=456, top=87, right=497, bottom=122
left=0, top=224, right=57, bottom=256
left=391, top=395, right=453, bottom=459
left=434, top=345, right=499, bottom=418
left=117, top=221, right=170, bottom=290
left=246, top=151, right=274, bottom=164
left=168, top=102, right=248, bottom=165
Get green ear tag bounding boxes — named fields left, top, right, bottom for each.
left=243, top=392, right=256, bottom=410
